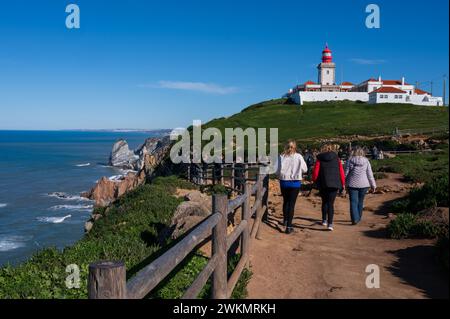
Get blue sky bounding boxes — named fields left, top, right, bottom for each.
left=0, top=0, right=448, bottom=130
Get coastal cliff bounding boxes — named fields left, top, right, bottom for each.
left=82, top=135, right=173, bottom=231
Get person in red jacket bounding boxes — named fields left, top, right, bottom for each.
left=312, top=144, right=346, bottom=231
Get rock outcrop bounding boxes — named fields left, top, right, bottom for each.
left=159, top=190, right=212, bottom=240
left=84, top=135, right=173, bottom=207
left=84, top=170, right=147, bottom=207
left=109, top=136, right=172, bottom=171
left=109, top=139, right=139, bottom=169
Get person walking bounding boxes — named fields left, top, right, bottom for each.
left=304, top=149, right=315, bottom=181
left=371, top=146, right=379, bottom=160
left=276, top=140, right=308, bottom=234
left=345, top=147, right=377, bottom=225
left=312, top=144, right=346, bottom=231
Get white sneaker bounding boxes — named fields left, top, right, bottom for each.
left=321, top=221, right=327, bottom=226
left=327, top=225, right=334, bottom=231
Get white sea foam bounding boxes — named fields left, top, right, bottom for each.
left=0, top=235, right=30, bottom=252
left=49, top=204, right=93, bottom=211
left=37, top=215, right=72, bottom=224
left=47, top=192, right=91, bottom=202
left=108, top=175, right=124, bottom=181
left=0, top=203, right=7, bottom=208
left=75, top=163, right=91, bottom=167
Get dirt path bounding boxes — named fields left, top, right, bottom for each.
left=247, top=173, right=449, bottom=299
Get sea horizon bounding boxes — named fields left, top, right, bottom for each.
left=0, top=130, right=165, bottom=266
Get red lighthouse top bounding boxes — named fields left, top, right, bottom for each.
left=322, top=44, right=332, bottom=63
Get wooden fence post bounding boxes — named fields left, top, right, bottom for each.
left=212, top=195, right=228, bottom=299
left=241, top=179, right=251, bottom=265
left=198, top=164, right=204, bottom=185
left=251, top=173, right=264, bottom=240
left=230, top=163, right=235, bottom=191
left=220, top=164, right=224, bottom=185
left=262, top=173, right=269, bottom=222
left=88, top=261, right=127, bottom=299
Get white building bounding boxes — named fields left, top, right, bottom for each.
left=286, top=45, right=444, bottom=106
left=368, top=87, right=408, bottom=104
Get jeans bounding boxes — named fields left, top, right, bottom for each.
left=280, top=187, right=301, bottom=227
left=320, top=188, right=338, bottom=226
left=348, top=187, right=369, bottom=224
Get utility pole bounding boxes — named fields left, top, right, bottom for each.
left=444, top=75, right=447, bottom=106
left=430, top=81, right=433, bottom=96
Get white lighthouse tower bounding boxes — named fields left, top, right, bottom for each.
left=317, top=44, right=337, bottom=90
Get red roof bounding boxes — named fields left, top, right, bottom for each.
left=341, top=82, right=354, bottom=86
left=371, top=87, right=407, bottom=94
left=415, top=88, right=430, bottom=95
left=304, top=80, right=316, bottom=85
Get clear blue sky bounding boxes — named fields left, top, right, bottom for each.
left=0, top=0, right=448, bottom=130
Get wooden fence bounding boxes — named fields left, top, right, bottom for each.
left=393, top=126, right=449, bottom=137
left=88, top=163, right=269, bottom=299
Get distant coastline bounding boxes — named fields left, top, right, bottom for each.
left=0, top=129, right=172, bottom=133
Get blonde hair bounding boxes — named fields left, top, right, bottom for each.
left=320, top=144, right=333, bottom=153
left=282, top=139, right=297, bottom=156
left=351, top=147, right=366, bottom=157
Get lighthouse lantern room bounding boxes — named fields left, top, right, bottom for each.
left=317, top=44, right=336, bottom=87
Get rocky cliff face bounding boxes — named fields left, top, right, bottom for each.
left=109, top=136, right=171, bottom=171
left=83, top=135, right=172, bottom=209
left=109, top=139, right=139, bottom=169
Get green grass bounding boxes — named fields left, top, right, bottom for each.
left=0, top=176, right=251, bottom=299
left=387, top=213, right=442, bottom=239
left=371, top=148, right=448, bottom=183
left=205, top=99, right=448, bottom=145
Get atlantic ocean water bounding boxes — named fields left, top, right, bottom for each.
left=0, top=130, right=167, bottom=266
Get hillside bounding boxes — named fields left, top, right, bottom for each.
left=205, top=99, right=449, bottom=143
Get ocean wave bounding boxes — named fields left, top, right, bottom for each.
left=0, top=203, right=7, bottom=208
left=37, top=215, right=72, bottom=224
left=75, top=163, right=91, bottom=167
left=108, top=175, right=124, bottom=181
left=47, top=192, right=91, bottom=202
left=0, top=235, right=31, bottom=252
left=49, top=204, right=93, bottom=211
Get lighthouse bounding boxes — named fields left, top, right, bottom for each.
left=317, top=44, right=336, bottom=88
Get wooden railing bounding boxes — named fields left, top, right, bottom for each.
left=88, top=163, right=269, bottom=299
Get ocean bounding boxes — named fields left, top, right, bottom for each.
left=0, top=130, right=168, bottom=266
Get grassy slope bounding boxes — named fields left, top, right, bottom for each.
left=0, top=176, right=250, bottom=299
left=205, top=99, right=449, bottom=143
left=371, top=148, right=449, bottom=183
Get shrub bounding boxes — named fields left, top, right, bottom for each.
left=388, top=213, right=442, bottom=239
left=408, top=174, right=449, bottom=210
left=392, top=174, right=449, bottom=215
left=388, top=214, right=418, bottom=239
left=201, top=184, right=231, bottom=196
left=373, top=172, right=388, bottom=180
left=0, top=176, right=250, bottom=299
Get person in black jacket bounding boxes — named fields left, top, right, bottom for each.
left=312, top=144, right=346, bottom=231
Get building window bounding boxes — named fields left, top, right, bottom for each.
left=327, top=70, right=329, bottom=74
left=379, top=95, right=383, bottom=99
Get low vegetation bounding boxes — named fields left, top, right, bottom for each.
left=0, top=176, right=251, bottom=299
left=371, top=148, right=448, bottom=183
left=375, top=149, right=449, bottom=270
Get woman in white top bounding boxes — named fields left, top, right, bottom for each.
left=276, top=140, right=308, bottom=234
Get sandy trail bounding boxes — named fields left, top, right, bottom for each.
left=247, top=173, right=448, bottom=299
